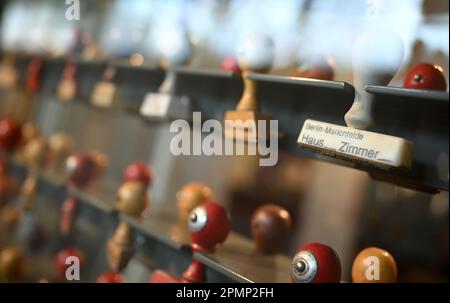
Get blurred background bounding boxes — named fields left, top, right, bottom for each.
left=0, top=0, right=448, bottom=282
left=1, top=0, right=449, bottom=81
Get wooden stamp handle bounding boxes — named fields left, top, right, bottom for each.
left=236, top=72, right=259, bottom=112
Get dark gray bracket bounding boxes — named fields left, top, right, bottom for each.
left=5, top=55, right=449, bottom=192
left=367, top=86, right=448, bottom=191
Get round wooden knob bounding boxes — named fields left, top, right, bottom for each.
left=88, top=150, right=108, bottom=171
left=237, top=32, right=275, bottom=73
left=292, top=55, right=334, bottom=81
left=55, top=247, right=85, bottom=280
left=97, top=272, right=125, bottom=283
left=404, top=63, right=447, bottom=91
left=290, top=242, right=341, bottom=283
left=156, top=27, right=192, bottom=68
left=116, top=181, right=149, bottom=217
left=220, top=56, right=242, bottom=73
left=0, top=118, right=22, bottom=152
left=177, top=182, right=212, bottom=221
left=65, top=153, right=97, bottom=188
left=251, top=204, right=292, bottom=254
left=188, top=201, right=230, bottom=253
left=123, top=162, right=153, bottom=187
left=352, top=247, right=397, bottom=283
left=0, top=247, right=26, bottom=282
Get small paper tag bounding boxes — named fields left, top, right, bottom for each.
left=298, top=119, right=414, bottom=169
left=91, top=81, right=116, bottom=108
left=140, top=93, right=171, bottom=117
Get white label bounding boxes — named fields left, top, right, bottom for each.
left=298, top=119, right=414, bottom=169
left=140, top=93, right=171, bottom=117
left=90, top=81, right=116, bottom=108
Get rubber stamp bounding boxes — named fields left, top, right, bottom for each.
left=298, top=29, right=414, bottom=169
left=224, top=32, right=274, bottom=143
left=140, top=27, right=192, bottom=121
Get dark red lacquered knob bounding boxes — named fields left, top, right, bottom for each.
left=292, top=55, right=334, bottom=81
left=55, top=247, right=85, bottom=280
left=123, top=161, right=153, bottom=187
left=404, top=63, right=447, bottom=91
left=220, top=56, right=242, bottom=73
left=0, top=118, right=22, bottom=152
left=65, top=154, right=97, bottom=188
left=290, top=242, right=341, bottom=283
left=188, top=201, right=230, bottom=253
left=251, top=204, right=292, bottom=254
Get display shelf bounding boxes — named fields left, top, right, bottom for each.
left=173, top=66, right=236, bottom=79
left=194, top=233, right=292, bottom=283
left=68, top=184, right=116, bottom=214
left=367, top=85, right=449, bottom=102
left=7, top=157, right=188, bottom=249
left=172, top=67, right=356, bottom=163
left=39, top=56, right=165, bottom=111
left=246, top=72, right=354, bottom=148
left=4, top=54, right=448, bottom=192
left=5, top=156, right=293, bottom=283
left=120, top=207, right=191, bottom=251
left=249, top=73, right=351, bottom=90
left=367, top=85, right=449, bottom=192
